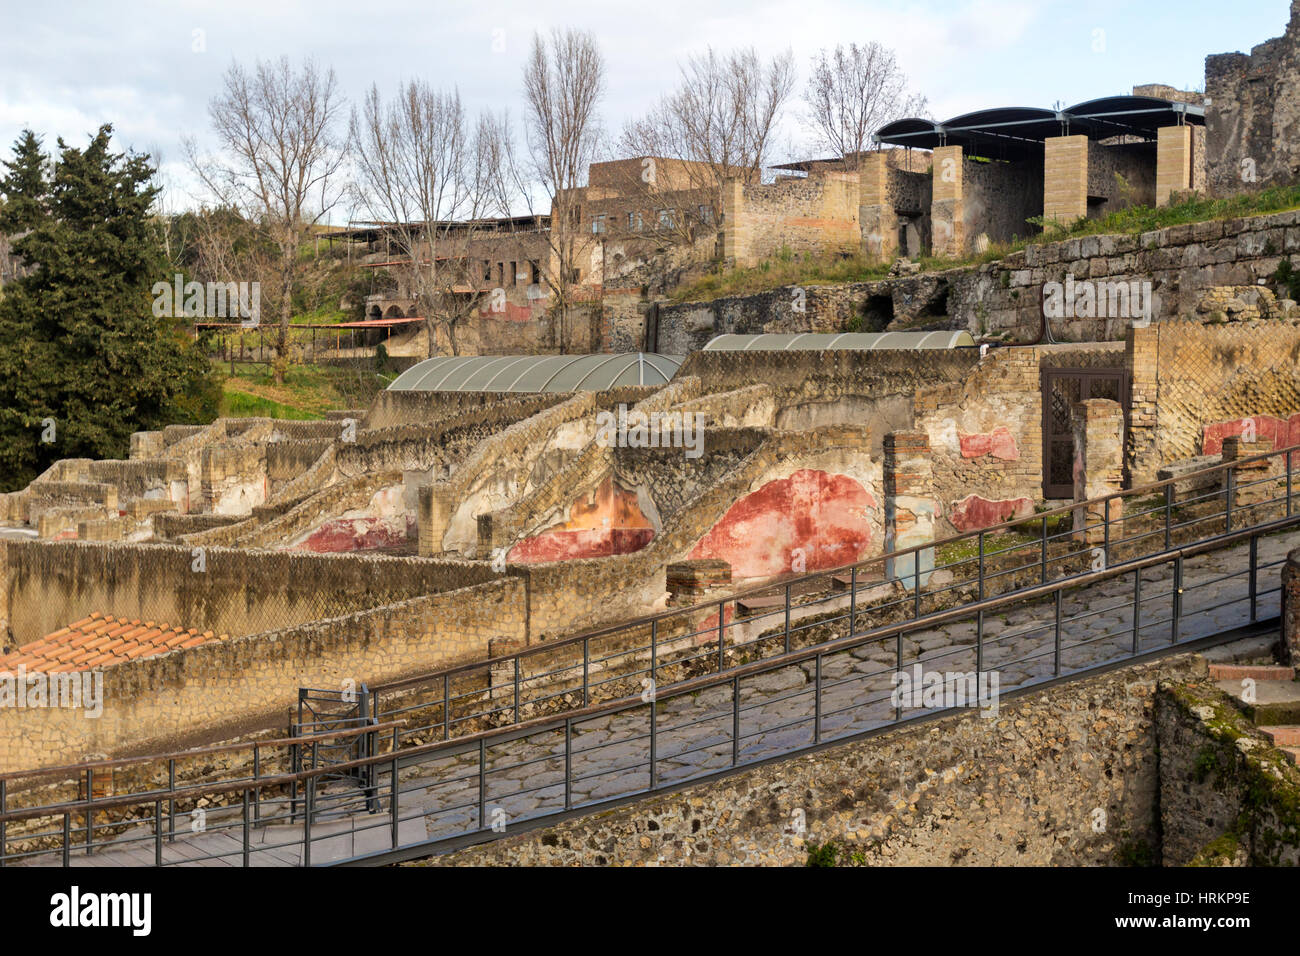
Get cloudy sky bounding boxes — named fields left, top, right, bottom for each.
left=0, top=0, right=1291, bottom=219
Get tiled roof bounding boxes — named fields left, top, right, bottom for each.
left=0, top=613, right=227, bottom=673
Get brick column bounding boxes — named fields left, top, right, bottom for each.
left=884, top=432, right=935, bottom=589
left=719, top=180, right=749, bottom=268
left=666, top=559, right=731, bottom=606
left=929, top=145, right=964, bottom=257
left=1285, top=549, right=1300, bottom=667
left=1072, top=399, right=1125, bottom=544
left=1156, top=125, right=1193, bottom=207
left=1125, top=324, right=1160, bottom=485
left=859, top=152, right=898, bottom=261
left=1221, top=435, right=1276, bottom=506
left=1044, top=135, right=1089, bottom=224
left=419, top=482, right=455, bottom=557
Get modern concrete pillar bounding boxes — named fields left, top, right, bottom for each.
left=859, top=152, right=898, bottom=261
left=1156, top=125, right=1193, bottom=206
left=1044, top=135, right=1089, bottom=224
left=1071, top=399, right=1125, bottom=544
left=929, top=145, right=964, bottom=257
left=884, top=432, right=935, bottom=589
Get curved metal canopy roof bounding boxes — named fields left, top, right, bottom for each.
left=387, top=353, right=684, bottom=393
left=876, top=95, right=1204, bottom=161
left=702, top=331, right=975, bottom=351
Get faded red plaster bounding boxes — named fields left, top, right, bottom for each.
left=1201, top=413, right=1298, bottom=456
left=958, top=426, right=1019, bottom=461
left=294, top=516, right=414, bottom=553
left=949, top=494, right=1034, bottom=532
left=508, top=476, right=655, bottom=563
left=688, top=469, right=876, bottom=581
left=478, top=301, right=543, bottom=324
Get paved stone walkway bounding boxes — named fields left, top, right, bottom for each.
left=15, top=527, right=1297, bottom=866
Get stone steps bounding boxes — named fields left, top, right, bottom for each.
left=1207, top=663, right=1295, bottom=681
left=1259, top=726, right=1300, bottom=746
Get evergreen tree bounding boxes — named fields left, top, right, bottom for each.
left=0, top=125, right=219, bottom=491
left=0, top=129, right=48, bottom=236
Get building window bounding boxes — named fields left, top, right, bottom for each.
left=482, top=260, right=492, bottom=282
left=509, top=261, right=518, bottom=286
left=698, top=204, right=713, bottom=225
left=592, top=214, right=606, bottom=235
left=627, top=211, right=642, bottom=232
left=530, top=260, right=541, bottom=284
left=657, top=208, right=675, bottom=229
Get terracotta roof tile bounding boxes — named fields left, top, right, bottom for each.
left=0, top=614, right=229, bottom=674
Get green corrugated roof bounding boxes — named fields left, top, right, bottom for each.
left=701, top=332, right=975, bottom=351
left=387, top=353, right=684, bottom=393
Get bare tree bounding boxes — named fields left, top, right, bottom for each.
left=350, top=82, right=504, bottom=356
left=618, top=46, right=796, bottom=248
left=803, top=42, right=927, bottom=169
left=186, top=57, right=345, bottom=382
left=520, top=28, right=606, bottom=353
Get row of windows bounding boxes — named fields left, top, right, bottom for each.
left=590, top=205, right=714, bottom=235
left=480, top=260, right=542, bottom=287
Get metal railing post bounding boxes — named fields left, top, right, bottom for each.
left=1041, top=515, right=1049, bottom=584
left=814, top=653, right=823, bottom=744
left=564, top=720, right=573, bottom=810
left=62, top=813, right=70, bottom=867
left=717, top=601, right=726, bottom=672
left=242, top=789, right=250, bottom=867
left=390, top=755, right=400, bottom=849
left=732, top=674, right=740, bottom=766
left=583, top=638, right=590, bottom=708
left=849, top=565, right=857, bottom=635
left=303, top=777, right=313, bottom=868
left=1288, top=449, right=1294, bottom=517
left=977, top=532, right=985, bottom=601
left=976, top=609, right=984, bottom=678
left=895, top=631, right=903, bottom=721
left=478, top=738, right=487, bottom=829
left=167, top=758, right=176, bottom=842
left=1250, top=535, right=1259, bottom=622
left=1054, top=589, right=1063, bottom=676
left=1131, top=569, right=1142, bottom=656
left=443, top=673, right=451, bottom=740
left=650, top=619, right=657, bottom=691
left=648, top=697, right=657, bottom=790
left=1172, top=556, right=1183, bottom=644
left=784, top=584, right=792, bottom=654
left=1164, top=483, right=1173, bottom=550
left=84, top=768, right=93, bottom=855
left=513, top=657, right=521, bottom=725
left=0, top=779, right=6, bottom=867
left=1226, top=468, right=1235, bottom=533
left=154, top=800, right=162, bottom=866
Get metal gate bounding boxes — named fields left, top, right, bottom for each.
left=291, top=685, right=380, bottom=821
left=1041, top=367, right=1130, bottom=499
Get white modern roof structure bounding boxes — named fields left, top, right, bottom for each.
left=387, top=353, right=684, bottom=393
left=701, top=331, right=976, bottom=351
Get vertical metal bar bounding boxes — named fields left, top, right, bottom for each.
left=784, top=584, right=792, bottom=654
left=1164, top=483, right=1173, bottom=550
left=648, top=696, right=657, bottom=790
left=895, top=630, right=903, bottom=721
left=913, top=562, right=922, bottom=618
left=84, top=768, right=93, bottom=854
left=253, top=745, right=261, bottom=825
left=564, top=720, right=573, bottom=810
left=63, top=813, right=70, bottom=867
left=443, top=674, right=451, bottom=740
left=732, top=674, right=740, bottom=766
left=977, top=532, right=985, bottom=601
left=168, top=759, right=176, bottom=843
left=242, top=789, right=250, bottom=868
left=1053, top=589, right=1063, bottom=676
left=0, top=779, right=6, bottom=867
left=849, top=565, right=857, bottom=635
left=1040, top=515, right=1049, bottom=583
left=976, top=610, right=984, bottom=678
left=1103, top=499, right=1111, bottom=566
left=650, top=619, right=657, bottom=692
left=1249, top=535, right=1259, bottom=623
left=582, top=638, right=590, bottom=708
left=1226, top=468, right=1235, bottom=533
left=513, top=657, right=521, bottom=725
left=154, top=800, right=162, bottom=867
left=1132, top=569, right=1142, bottom=656
left=1172, top=556, right=1183, bottom=644
left=390, top=755, right=400, bottom=849
left=717, top=600, right=725, bottom=671
left=814, top=653, right=823, bottom=744
left=478, top=738, right=487, bottom=829
left=1287, top=448, right=1294, bottom=517
left=302, top=777, right=313, bottom=868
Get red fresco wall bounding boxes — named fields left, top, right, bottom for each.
left=508, top=476, right=655, bottom=564
left=1202, top=413, right=1300, bottom=456
left=688, top=469, right=876, bottom=581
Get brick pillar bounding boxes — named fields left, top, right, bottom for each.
left=1071, top=399, right=1125, bottom=544
left=859, top=152, right=898, bottom=261
left=929, top=145, right=964, bottom=257
left=419, top=482, right=455, bottom=557
left=1221, top=435, right=1276, bottom=506
left=666, top=559, right=731, bottom=606
left=1285, top=549, right=1300, bottom=667
left=719, top=179, right=749, bottom=268
left=1044, top=135, right=1089, bottom=224
left=1125, top=324, right=1160, bottom=485
left=1156, top=125, right=1193, bottom=206
left=884, top=433, right=935, bottom=589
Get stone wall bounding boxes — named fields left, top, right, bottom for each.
left=426, top=653, right=1203, bottom=866
left=963, top=157, right=1042, bottom=244
left=0, top=575, right=526, bottom=772
left=1206, top=1, right=1300, bottom=195
left=721, top=172, right=861, bottom=268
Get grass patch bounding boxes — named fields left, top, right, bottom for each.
left=217, top=361, right=395, bottom=419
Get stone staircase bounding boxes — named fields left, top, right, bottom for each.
left=1212, top=657, right=1300, bottom=766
